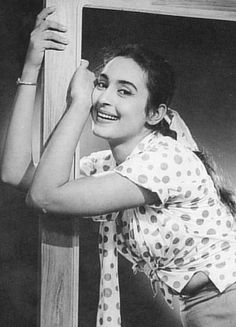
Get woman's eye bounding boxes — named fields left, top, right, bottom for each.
left=118, top=89, right=132, bottom=96
left=95, top=80, right=106, bottom=89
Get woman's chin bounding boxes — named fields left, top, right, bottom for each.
left=92, top=125, right=109, bottom=140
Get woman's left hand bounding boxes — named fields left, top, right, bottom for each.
left=67, top=59, right=95, bottom=109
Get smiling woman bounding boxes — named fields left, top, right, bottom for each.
left=91, top=45, right=174, bottom=159
left=91, top=56, right=151, bottom=154
left=1, top=6, right=236, bottom=327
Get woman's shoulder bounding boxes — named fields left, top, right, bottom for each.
left=151, top=134, right=191, bottom=150
left=129, top=133, right=209, bottom=181
left=145, top=134, right=196, bottom=159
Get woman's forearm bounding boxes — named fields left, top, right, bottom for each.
left=1, top=7, right=69, bottom=189
left=1, top=65, right=39, bottom=186
left=27, top=98, right=90, bottom=208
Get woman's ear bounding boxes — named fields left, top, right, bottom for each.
left=146, top=104, right=167, bottom=126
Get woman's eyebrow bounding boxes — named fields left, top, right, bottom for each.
left=99, top=73, right=138, bottom=91
left=118, top=80, right=138, bottom=91
left=98, top=73, right=108, bottom=80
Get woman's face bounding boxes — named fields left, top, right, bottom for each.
left=91, top=56, right=150, bottom=147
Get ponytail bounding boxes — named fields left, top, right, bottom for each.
left=193, top=150, right=236, bottom=217
left=156, top=121, right=236, bottom=217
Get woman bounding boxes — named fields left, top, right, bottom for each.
left=1, top=7, right=236, bottom=327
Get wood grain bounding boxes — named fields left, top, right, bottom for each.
left=82, top=0, right=236, bottom=21
left=40, top=216, right=80, bottom=327
left=40, top=1, right=81, bottom=327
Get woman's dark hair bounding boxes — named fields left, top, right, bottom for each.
left=194, top=150, right=236, bottom=216
left=102, top=44, right=236, bottom=216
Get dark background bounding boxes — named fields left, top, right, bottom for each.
left=0, top=2, right=236, bottom=327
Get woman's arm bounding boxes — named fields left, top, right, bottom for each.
left=1, top=7, right=68, bottom=190
left=27, top=170, right=157, bottom=216
left=26, top=61, right=157, bottom=216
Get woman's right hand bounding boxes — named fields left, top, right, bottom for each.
left=24, top=7, right=69, bottom=73
left=68, top=60, right=96, bottom=108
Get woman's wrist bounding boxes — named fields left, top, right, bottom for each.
left=69, top=96, right=92, bottom=111
left=67, top=98, right=91, bottom=124
left=20, top=63, right=41, bottom=84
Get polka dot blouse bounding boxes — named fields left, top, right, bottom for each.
left=80, top=132, right=236, bottom=327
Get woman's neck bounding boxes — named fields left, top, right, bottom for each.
left=109, top=130, right=152, bottom=165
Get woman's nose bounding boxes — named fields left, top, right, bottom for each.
left=97, top=86, right=113, bottom=106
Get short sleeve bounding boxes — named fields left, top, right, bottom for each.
left=80, top=155, right=96, bottom=176
left=114, top=141, right=206, bottom=204
left=79, top=150, right=114, bottom=176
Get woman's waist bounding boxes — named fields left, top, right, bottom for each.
left=180, top=271, right=211, bottom=297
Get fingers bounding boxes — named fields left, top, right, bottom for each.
left=35, top=6, right=56, bottom=27
left=44, top=40, right=67, bottom=51
left=42, top=29, right=69, bottom=51
left=31, top=8, right=69, bottom=52
left=44, top=30, right=69, bottom=44
left=79, top=60, right=95, bottom=80
left=30, top=28, right=68, bottom=51
left=39, top=19, right=67, bottom=33
left=69, top=62, right=96, bottom=104
left=80, top=59, right=89, bottom=69
left=35, top=7, right=67, bottom=34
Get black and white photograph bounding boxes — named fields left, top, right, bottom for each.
left=0, top=1, right=236, bottom=327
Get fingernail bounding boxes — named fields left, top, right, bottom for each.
left=80, top=60, right=88, bottom=66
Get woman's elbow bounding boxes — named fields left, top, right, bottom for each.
left=26, top=188, right=49, bottom=212
left=26, top=187, right=60, bottom=214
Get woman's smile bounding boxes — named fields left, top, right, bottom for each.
left=96, top=109, right=120, bottom=122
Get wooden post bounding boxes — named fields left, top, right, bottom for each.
left=37, top=1, right=236, bottom=327
left=39, top=1, right=82, bottom=326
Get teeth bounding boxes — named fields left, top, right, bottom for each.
left=97, top=112, right=118, bottom=121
